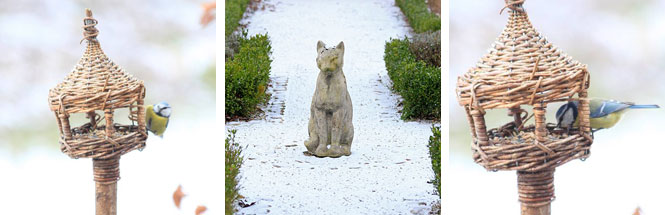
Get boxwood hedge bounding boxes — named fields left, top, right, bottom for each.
left=428, top=125, right=441, bottom=196
left=384, top=37, right=440, bottom=120
left=225, top=0, right=251, bottom=37
left=396, top=0, right=441, bottom=33
left=225, top=32, right=272, bottom=118
left=225, top=129, right=243, bottom=215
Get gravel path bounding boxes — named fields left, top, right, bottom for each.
left=227, top=0, right=438, bottom=214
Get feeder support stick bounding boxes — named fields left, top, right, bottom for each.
left=517, top=169, right=555, bottom=215
left=93, top=157, right=120, bottom=215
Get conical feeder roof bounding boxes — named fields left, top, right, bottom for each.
left=457, top=3, right=589, bottom=109
left=49, top=10, right=144, bottom=114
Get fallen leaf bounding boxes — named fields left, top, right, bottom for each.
left=200, top=2, right=216, bottom=26
left=633, top=207, right=641, bottom=215
left=195, top=205, right=207, bottom=215
left=173, top=185, right=185, bottom=209
left=239, top=200, right=256, bottom=208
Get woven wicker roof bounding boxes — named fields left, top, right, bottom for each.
left=49, top=9, right=144, bottom=114
left=457, top=5, right=589, bottom=110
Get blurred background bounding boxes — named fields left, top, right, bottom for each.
left=0, top=0, right=218, bottom=214
left=450, top=0, right=665, bottom=214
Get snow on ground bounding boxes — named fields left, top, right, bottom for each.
left=226, top=0, right=439, bottom=214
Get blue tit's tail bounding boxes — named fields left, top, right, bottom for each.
left=629, top=104, right=660, bottom=109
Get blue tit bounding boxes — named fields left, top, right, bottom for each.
left=146, top=101, right=171, bottom=138
left=556, top=98, right=659, bottom=131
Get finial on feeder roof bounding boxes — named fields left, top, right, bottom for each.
left=500, top=0, right=525, bottom=14
left=82, top=8, right=99, bottom=43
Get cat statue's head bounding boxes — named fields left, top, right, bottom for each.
left=316, top=41, right=344, bottom=74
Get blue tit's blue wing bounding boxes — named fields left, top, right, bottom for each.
left=590, top=100, right=631, bottom=118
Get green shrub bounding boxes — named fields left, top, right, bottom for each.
left=396, top=0, right=441, bottom=33
left=428, top=125, right=441, bottom=196
left=225, top=32, right=272, bottom=118
left=408, top=30, right=441, bottom=67
left=225, top=0, right=251, bottom=37
left=225, top=129, right=243, bottom=215
left=384, top=38, right=440, bottom=120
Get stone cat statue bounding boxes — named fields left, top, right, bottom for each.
left=304, top=41, right=354, bottom=158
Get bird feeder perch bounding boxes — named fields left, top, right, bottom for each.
left=455, top=1, right=593, bottom=214
left=47, top=9, right=147, bottom=215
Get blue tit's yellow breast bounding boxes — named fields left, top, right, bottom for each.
left=575, top=109, right=626, bottom=129
left=146, top=105, right=169, bottom=137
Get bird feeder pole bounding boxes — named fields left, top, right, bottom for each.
left=94, top=157, right=120, bottom=215
left=48, top=9, right=148, bottom=215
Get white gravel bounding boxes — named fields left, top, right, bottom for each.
left=226, top=0, right=439, bottom=214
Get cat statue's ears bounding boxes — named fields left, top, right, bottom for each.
left=317, top=41, right=326, bottom=53
left=336, top=41, right=344, bottom=53
left=316, top=41, right=344, bottom=54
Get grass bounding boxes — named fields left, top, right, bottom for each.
left=396, top=0, right=441, bottom=33
left=225, top=0, right=251, bottom=37
left=384, top=37, right=441, bottom=120
left=428, top=124, right=441, bottom=196
left=225, top=31, right=272, bottom=118
left=225, top=129, right=243, bottom=215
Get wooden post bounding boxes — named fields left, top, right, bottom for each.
left=517, top=169, right=554, bottom=215
left=93, top=157, right=120, bottom=215
left=521, top=204, right=550, bottom=215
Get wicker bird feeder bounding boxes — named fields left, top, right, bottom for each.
left=47, top=9, right=147, bottom=215
left=456, top=1, right=593, bottom=214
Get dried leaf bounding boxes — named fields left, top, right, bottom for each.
left=633, top=207, right=642, bottom=215
left=195, top=205, right=207, bottom=215
left=173, top=185, right=186, bottom=209
left=239, top=200, right=256, bottom=208
left=258, top=84, right=266, bottom=94
left=200, top=2, right=216, bottom=26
